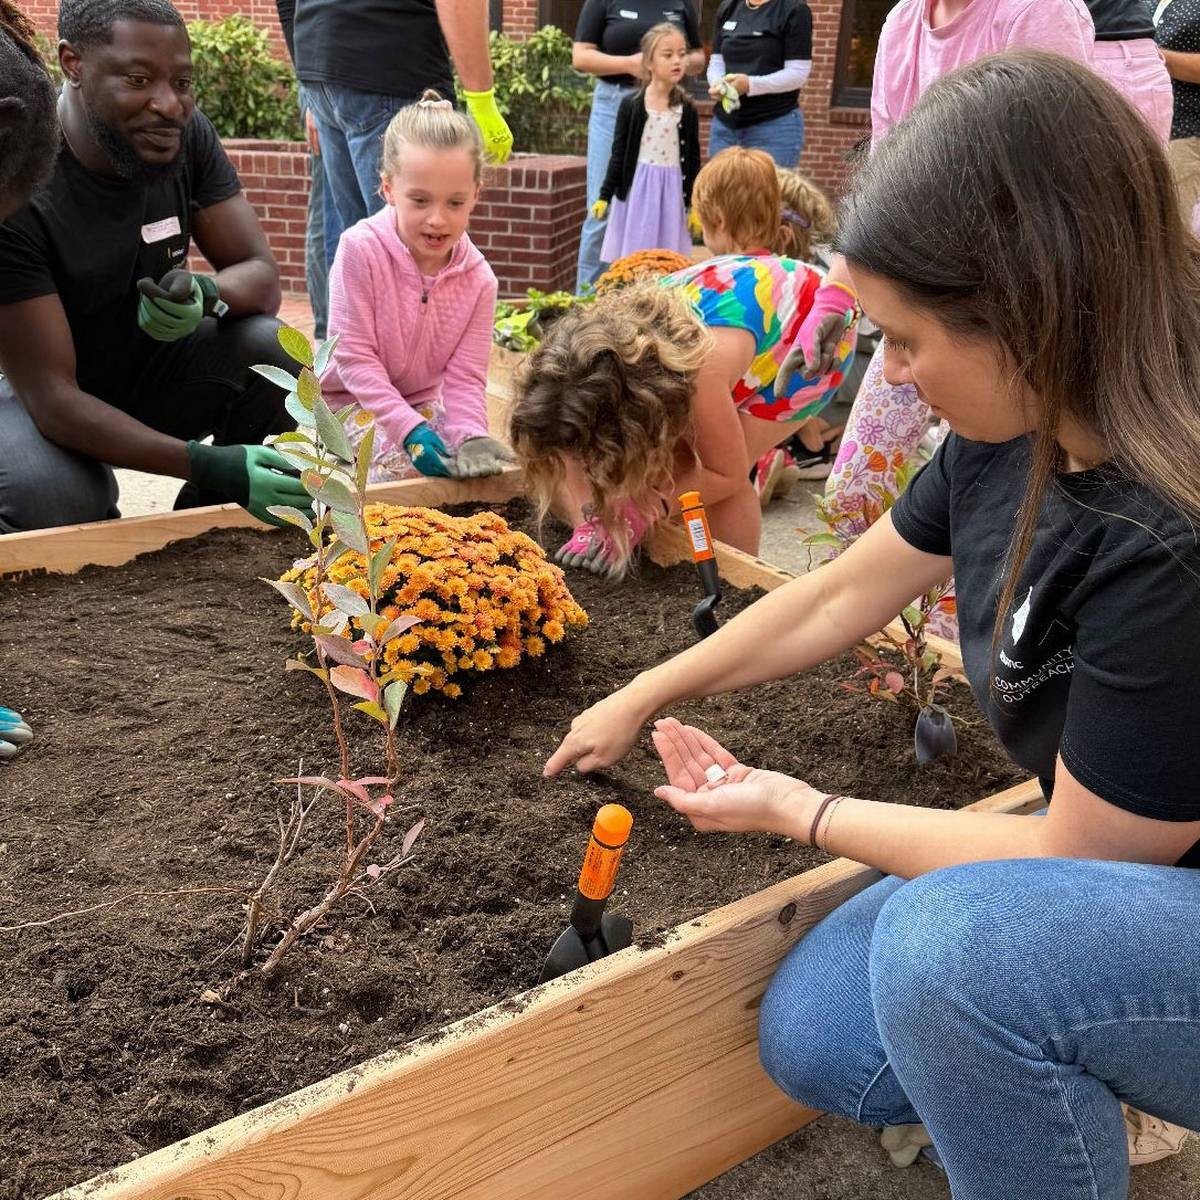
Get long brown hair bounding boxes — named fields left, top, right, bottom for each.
left=509, top=282, right=712, bottom=569
left=837, top=49, right=1200, bottom=656
left=0, top=1, right=59, bottom=220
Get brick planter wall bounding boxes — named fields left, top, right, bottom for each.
left=475, top=155, right=587, bottom=295
left=192, top=143, right=588, bottom=298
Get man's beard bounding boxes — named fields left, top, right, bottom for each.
left=84, top=104, right=184, bottom=184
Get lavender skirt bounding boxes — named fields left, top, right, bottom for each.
left=600, top=163, right=691, bottom=262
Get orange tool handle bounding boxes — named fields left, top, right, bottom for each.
left=577, top=804, right=633, bottom=901
left=678, top=490, right=715, bottom=564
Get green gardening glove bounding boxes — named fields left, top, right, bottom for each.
left=185, top=441, right=313, bottom=526
left=137, top=269, right=226, bottom=342
left=463, top=88, right=514, bottom=164
left=402, top=422, right=457, bottom=478
left=454, top=435, right=515, bottom=479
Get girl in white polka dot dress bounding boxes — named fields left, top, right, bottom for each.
left=592, top=23, right=701, bottom=262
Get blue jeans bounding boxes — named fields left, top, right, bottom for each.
left=576, top=78, right=636, bottom=294
left=298, top=86, right=329, bottom=339
left=760, top=858, right=1200, bottom=1199
left=303, top=81, right=415, bottom=267
left=708, top=106, right=804, bottom=168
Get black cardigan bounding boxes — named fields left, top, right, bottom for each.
left=598, top=90, right=702, bottom=207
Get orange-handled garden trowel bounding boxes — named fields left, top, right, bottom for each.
left=679, top=491, right=721, bottom=639
left=539, top=805, right=634, bottom=984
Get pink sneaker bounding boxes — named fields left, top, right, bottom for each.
left=754, top=448, right=792, bottom=507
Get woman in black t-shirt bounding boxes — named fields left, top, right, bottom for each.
left=706, top=0, right=812, bottom=166
left=544, top=52, right=1200, bottom=1190
left=572, top=0, right=705, bottom=292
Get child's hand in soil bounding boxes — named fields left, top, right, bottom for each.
left=651, top=718, right=820, bottom=836
left=543, top=684, right=657, bottom=776
left=555, top=501, right=655, bottom=578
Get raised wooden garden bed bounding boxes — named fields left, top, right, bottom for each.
left=0, top=470, right=1032, bottom=1200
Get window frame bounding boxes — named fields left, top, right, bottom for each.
left=831, top=0, right=875, bottom=110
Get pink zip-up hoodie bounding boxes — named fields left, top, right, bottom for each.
left=321, top=205, right=498, bottom=453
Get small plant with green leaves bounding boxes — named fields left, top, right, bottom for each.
left=842, top=585, right=960, bottom=763
left=242, top=326, right=424, bottom=976
left=493, top=288, right=590, bottom=350
left=803, top=452, right=959, bottom=762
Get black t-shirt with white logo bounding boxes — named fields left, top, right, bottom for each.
left=712, top=0, right=812, bottom=128
left=892, top=434, right=1200, bottom=868
left=293, top=0, right=454, bottom=99
left=0, top=110, right=240, bottom=406
left=575, top=0, right=702, bottom=87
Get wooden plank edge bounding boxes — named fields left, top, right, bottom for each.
left=57, top=782, right=1039, bottom=1200
left=0, top=470, right=525, bottom=577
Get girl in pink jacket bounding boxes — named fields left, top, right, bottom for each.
left=321, top=91, right=513, bottom=482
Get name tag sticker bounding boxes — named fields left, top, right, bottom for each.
left=723, top=19, right=737, bottom=28
left=141, top=215, right=182, bottom=243
left=619, top=8, right=638, bottom=17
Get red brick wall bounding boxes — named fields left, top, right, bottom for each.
left=474, top=155, right=587, bottom=294
left=193, top=144, right=586, bottom=297
left=26, top=0, right=287, bottom=56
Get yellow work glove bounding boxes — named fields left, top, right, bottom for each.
left=687, top=208, right=702, bottom=239
left=590, top=198, right=609, bottom=221
left=463, top=88, right=514, bottom=164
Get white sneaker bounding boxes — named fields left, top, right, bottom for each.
left=1124, top=1103, right=1192, bottom=1166
left=882, top=1108, right=1192, bottom=1172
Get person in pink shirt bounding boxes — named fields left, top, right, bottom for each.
left=321, top=91, right=514, bottom=482
left=813, top=0, right=1174, bottom=578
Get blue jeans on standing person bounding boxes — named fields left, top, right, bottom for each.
left=576, top=78, right=636, bottom=294
left=302, top=81, right=416, bottom=268
left=708, top=106, right=804, bottom=168
left=759, top=857, right=1200, bottom=1199
left=298, top=86, right=329, bottom=339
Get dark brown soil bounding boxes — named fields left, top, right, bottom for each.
left=0, top=501, right=1023, bottom=1198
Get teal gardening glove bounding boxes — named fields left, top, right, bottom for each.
left=454, top=435, right=515, bottom=479
left=403, top=423, right=457, bottom=478
left=185, top=442, right=312, bottom=526
left=0, top=706, right=33, bottom=760
left=137, top=269, right=227, bottom=342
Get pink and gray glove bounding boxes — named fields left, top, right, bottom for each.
left=555, top=501, right=655, bottom=578
left=776, top=282, right=859, bottom=397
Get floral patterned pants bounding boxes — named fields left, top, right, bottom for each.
left=823, top=341, right=958, bottom=640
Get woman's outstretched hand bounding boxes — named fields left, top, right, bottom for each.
left=651, top=718, right=818, bottom=836
left=543, top=686, right=654, bottom=776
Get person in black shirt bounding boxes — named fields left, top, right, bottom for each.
left=543, top=52, right=1200, bottom=1185
left=706, top=0, right=812, bottom=167
left=1156, top=0, right=1200, bottom=228
left=287, top=0, right=512, bottom=270
left=572, top=0, right=704, bottom=292
left=0, top=0, right=308, bottom=534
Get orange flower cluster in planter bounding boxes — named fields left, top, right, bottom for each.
left=281, top=505, right=588, bottom=698
left=594, top=249, right=693, bottom=294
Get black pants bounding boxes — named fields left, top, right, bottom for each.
left=0, top=314, right=295, bottom=534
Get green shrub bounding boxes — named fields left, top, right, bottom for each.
left=188, top=14, right=301, bottom=141
left=462, top=27, right=592, bottom=157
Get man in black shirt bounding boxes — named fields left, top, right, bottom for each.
left=286, top=0, right=513, bottom=268
left=0, top=0, right=308, bottom=534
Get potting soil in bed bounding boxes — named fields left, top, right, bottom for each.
left=0, top=501, right=1024, bottom=1197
